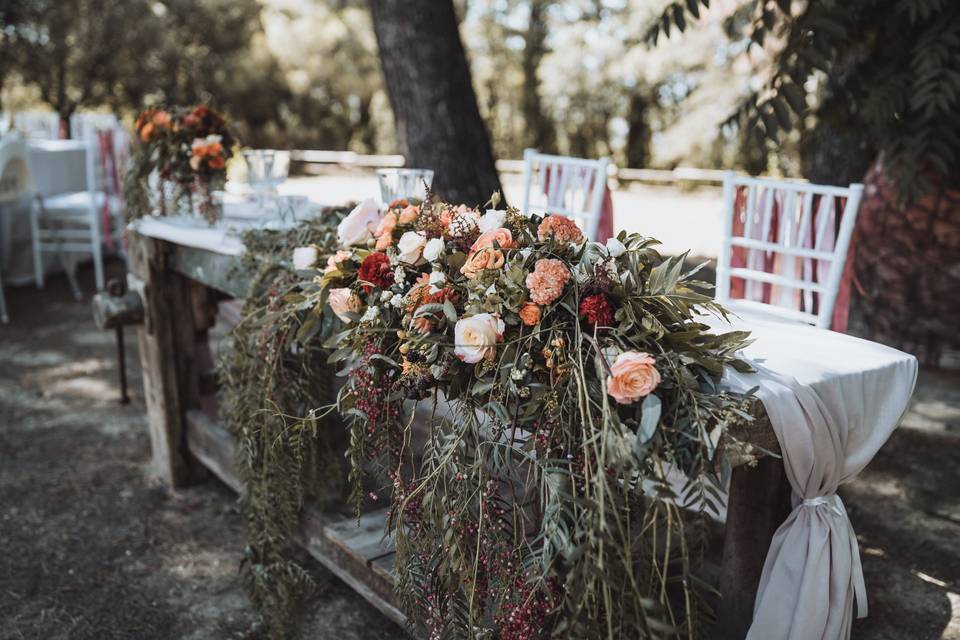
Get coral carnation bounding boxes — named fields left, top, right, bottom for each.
left=537, top=215, right=584, bottom=244
left=579, top=294, right=613, bottom=327
left=357, top=252, right=393, bottom=293
left=525, top=258, right=571, bottom=305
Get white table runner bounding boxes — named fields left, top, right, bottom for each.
left=705, top=312, right=918, bottom=639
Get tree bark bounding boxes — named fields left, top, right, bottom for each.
left=520, top=0, right=556, bottom=154
left=368, top=0, right=502, bottom=206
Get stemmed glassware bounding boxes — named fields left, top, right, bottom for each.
left=376, top=168, right=434, bottom=203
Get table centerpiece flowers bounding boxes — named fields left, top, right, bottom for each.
left=296, top=194, right=755, bottom=638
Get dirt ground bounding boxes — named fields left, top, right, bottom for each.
left=1, top=262, right=958, bottom=640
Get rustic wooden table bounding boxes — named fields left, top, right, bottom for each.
left=103, top=227, right=790, bottom=639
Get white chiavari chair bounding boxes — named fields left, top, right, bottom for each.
left=520, top=148, right=610, bottom=241
left=716, top=171, right=864, bottom=330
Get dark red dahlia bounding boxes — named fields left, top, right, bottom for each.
left=357, top=252, right=393, bottom=293
left=579, top=293, right=614, bottom=327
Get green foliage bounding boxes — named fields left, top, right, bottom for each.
left=321, top=201, right=756, bottom=638
left=217, top=209, right=351, bottom=638
left=646, top=0, right=960, bottom=196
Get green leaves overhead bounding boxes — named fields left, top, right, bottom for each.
left=646, top=0, right=960, bottom=196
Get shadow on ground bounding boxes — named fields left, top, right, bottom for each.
left=0, top=261, right=957, bottom=639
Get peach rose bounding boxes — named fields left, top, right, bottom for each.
left=518, top=303, right=541, bottom=326
left=460, top=247, right=505, bottom=279
left=606, top=352, right=661, bottom=405
left=524, top=258, right=571, bottom=305
left=323, top=249, right=353, bottom=274
left=292, top=246, right=319, bottom=270
left=328, top=288, right=362, bottom=324
left=374, top=212, right=397, bottom=250
left=398, top=204, right=419, bottom=224
left=537, top=215, right=584, bottom=244
left=338, top=198, right=381, bottom=247
left=454, top=313, right=504, bottom=363
left=470, top=227, right=514, bottom=253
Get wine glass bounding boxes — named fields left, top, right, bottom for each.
left=376, top=168, right=434, bottom=204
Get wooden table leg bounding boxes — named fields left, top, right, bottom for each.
left=129, top=231, right=216, bottom=488
left=716, top=456, right=792, bottom=639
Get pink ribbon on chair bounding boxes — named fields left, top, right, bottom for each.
left=729, top=186, right=856, bottom=333
left=541, top=164, right=614, bottom=243
left=96, top=129, right=122, bottom=252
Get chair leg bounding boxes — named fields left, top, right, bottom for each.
left=90, top=214, right=105, bottom=291
left=29, top=199, right=45, bottom=288
left=0, top=271, right=8, bottom=323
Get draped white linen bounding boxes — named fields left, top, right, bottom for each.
left=706, top=313, right=918, bottom=640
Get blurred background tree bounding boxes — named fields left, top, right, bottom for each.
left=647, top=0, right=960, bottom=364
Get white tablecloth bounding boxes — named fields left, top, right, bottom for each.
left=705, top=312, right=918, bottom=639
left=130, top=198, right=333, bottom=256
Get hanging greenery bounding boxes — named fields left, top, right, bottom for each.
left=294, top=196, right=757, bottom=638
left=217, top=207, right=351, bottom=638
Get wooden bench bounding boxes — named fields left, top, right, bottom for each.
left=94, top=228, right=791, bottom=639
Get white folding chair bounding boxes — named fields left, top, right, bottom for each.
left=520, top=148, right=610, bottom=241
left=30, top=133, right=117, bottom=297
left=0, top=136, right=33, bottom=322
left=716, top=171, right=864, bottom=330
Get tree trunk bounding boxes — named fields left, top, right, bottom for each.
left=368, top=0, right=502, bottom=206
left=520, top=0, right=556, bottom=154
left=624, top=90, right=651, bottom=169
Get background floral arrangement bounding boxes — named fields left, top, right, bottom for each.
left=123, top=104, right=235, bottom=223
left=294, top=195, right=756, bottom=638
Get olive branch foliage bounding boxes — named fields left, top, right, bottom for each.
left=217, top=208, right=351, bottom=638
left=646, top=0, right=960, bottom=199
left=324, top=204, right=757, bottom=639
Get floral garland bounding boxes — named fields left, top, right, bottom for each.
left=123, top=104, right=235, bottom=223
left=217, top=207, right=351, bottom=638
left=293, top=195, right=755, bottom=638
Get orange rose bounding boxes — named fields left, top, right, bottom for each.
left=518, top=303, right=541, bottom=326
left=606, top=352, right=661, bottom=405
left=374, top=212, right=397, bottom=250
left=460, top=247, right=505, bottom=279
left=139, top=122, right=154, bottom=142
left=470, top=227, right=514, bottom=253
left=208, top=155, right=225, bottom=170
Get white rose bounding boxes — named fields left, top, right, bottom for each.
left=422, top=237, right=445, bottom=262
left=292, top=246, right=319, bottom=270
left=328, top=288, right=362, bottom=323
left=429, top=271, right=446, bottom=286
left=453, top=313, right=505, bottom=363
left=606, top=237, right=626, bottom=258
left=478, top=209, right=507, bottom=233
left=337, top=198, right=381, bottom=247
left=396, top=231, right=427, bottom=264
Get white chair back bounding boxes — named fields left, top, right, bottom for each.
left=520, top=148, right=610, bottom=241
left=716, top=171, right=864, bottom=329
left=0, top=136, right=32, bottom=204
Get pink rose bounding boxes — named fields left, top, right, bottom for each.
left=337, top=198, right=381, bottom=247
left=323, top=250, right=353, bottom=274
left=328, top=288, right=362, bottom=323
left=398, top=204, right=419, bottom=224
left=606, top=351, right=661, bottom=404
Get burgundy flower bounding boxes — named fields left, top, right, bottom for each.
left=579, top=293, right=614, bottom=327
left=357, top=252, right=393, bottom=293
